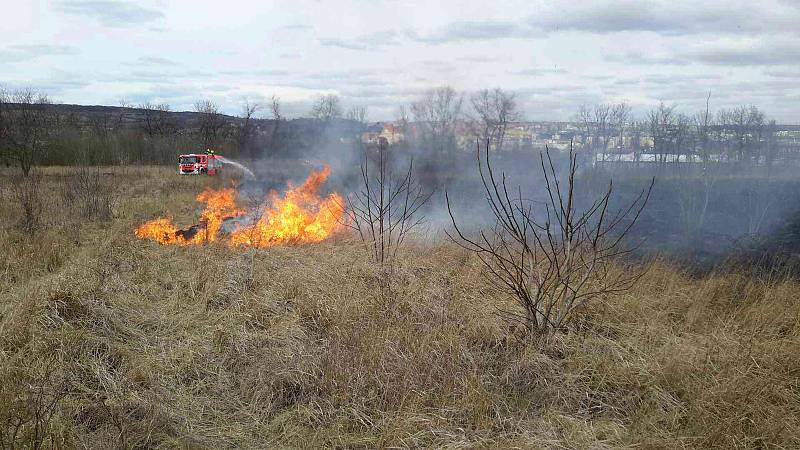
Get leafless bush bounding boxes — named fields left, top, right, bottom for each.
left=0, top=357, right=69, bottom=450
left=61, top=166, right=113, bottom=221
left=343, top=143, right=432, bottom=265
left=11, top=171, right=44, bottom=233
left=447, top=142, right=653, bottom=336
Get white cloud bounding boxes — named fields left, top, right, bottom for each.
left=56, top=0, right=164, bottom=27
left=0, top=0, right=797, bottom=122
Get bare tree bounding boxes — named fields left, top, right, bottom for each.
left=693, top=93, right=714, bottom=165
left=576, top=103, right=613, bottom=164
left=647, top=102, right=678, bottom=164
left=194, top=99, right=227, bottom=149
left=343, top=141, right=432, bottom=266
left=310, top=94, right=342, bottom=142
left=471, top=88, right=522, bottom=153
left=717, top=105, right=765, bottom=165
left=730, top=105, right=772, bottom=235
left=139, top=102, right=158, bottom=137
left=268, top=95, right=283, bottom=157
left=392, top=105, right=411, bottom=149
left=138, top=102, right=175, bottom=138
left=310, top=94, right=342, bottom=122
left=609, top=103, right=631, bottom=155
left=628, top=120, right=647, bottom=163
left=411, top=86, right=463, bottom=157
left=747, top=105, right=766, bottom=165
left=347, top=105, right=369, bottom=139
left=116, top=98, right=133, bottom=128
left=271, top=95, right=282, bottom=122
left=236, top=99, right=260, bottom=158
left=576, top=104, right=593, bottom=163
left=0, top=88, right=53, bottom=176
left=594, top=104, right=613, bottom=161
left=676, top=94, right=717, bottom=243
left=395, top=104, right=409, bottom=132
left=346, top=106, right=368, bottom=124
left=447, top=142, right=653, bottom=336
left=0, top=88, right=7, bottom=162
left=672, top=113, right=691, bottom=165
left=88, top=112, right=112, bottom=139
left=764, top=119, right=778, bottom=173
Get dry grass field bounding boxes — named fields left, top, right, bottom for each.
left=0, top=166, right=798, bottom=449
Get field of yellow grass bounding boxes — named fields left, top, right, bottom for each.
left=1, top=166, right=798, bottom=449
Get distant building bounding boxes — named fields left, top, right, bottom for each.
left=379, top=123, right=403, bottom=145
left=361, top=122, right=404, bottom=145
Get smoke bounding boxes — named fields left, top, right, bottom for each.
left=220, top=213, right=258, bottom=234
left=233, top=116, right=800, bottom=268
left=217, top=156, right=255, bottom=179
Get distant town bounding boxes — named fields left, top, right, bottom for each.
left=360, top=119, right=800, bottom=166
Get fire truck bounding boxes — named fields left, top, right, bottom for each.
left=178, top=149, right=222, bottom=175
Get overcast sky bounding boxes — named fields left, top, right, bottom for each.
left=2, top=0, right=799, bottom=122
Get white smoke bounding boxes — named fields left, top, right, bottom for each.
left=218, top=156, right=256, bottom=179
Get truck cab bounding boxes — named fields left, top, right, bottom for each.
left=178, top=153, right=221, bottom=175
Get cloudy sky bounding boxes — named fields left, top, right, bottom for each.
left=2, top=0, right=799, bottom=122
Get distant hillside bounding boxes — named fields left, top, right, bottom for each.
left=12, top=103, right=800, bottom=132
left=33, top=103, right=286, bottom=129
left=2, top=102, right=368, bottom=134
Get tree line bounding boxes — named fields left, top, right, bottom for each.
left=579, top=99, right=792, bottom=171
left=0, top=88, right=289, bottom=175
left=0, top=85, right=795, bottom=176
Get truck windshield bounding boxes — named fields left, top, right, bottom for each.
left=180, top=156, right=197, bottom=164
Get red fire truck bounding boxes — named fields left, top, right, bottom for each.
left=178, top=149, right=222, bottom=175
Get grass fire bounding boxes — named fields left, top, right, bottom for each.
left=135, top=166, right=344, bottom=247
left=3, top=1, right=800, bottom=448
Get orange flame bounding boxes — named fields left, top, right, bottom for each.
left=134, top=167, right=344, bottom=247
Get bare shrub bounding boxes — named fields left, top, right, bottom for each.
left=11, top=171, right=44, bottom=233
left=343, top=142, right=432, bottom=266
left=0, top=356, right=69, bottom=450
left=61, top=166, right=113, bottom=221
left=447, top=142, right=654, bottom=336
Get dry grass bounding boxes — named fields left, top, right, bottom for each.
left=0, top=166, right=798, bottom=449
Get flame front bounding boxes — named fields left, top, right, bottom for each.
left=134, top=167, right=344, bottom=247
